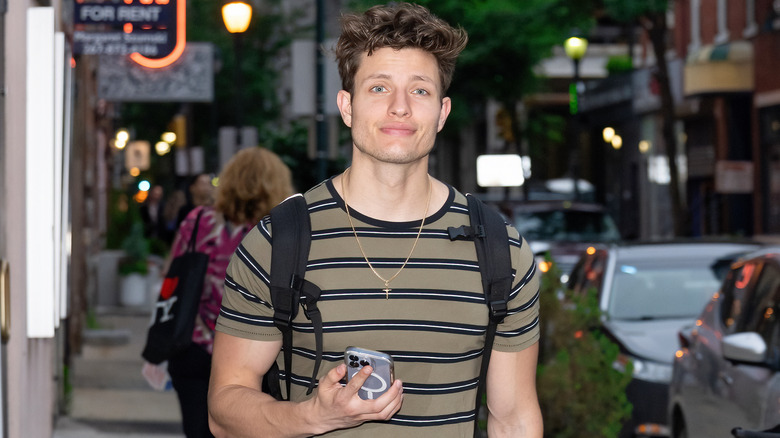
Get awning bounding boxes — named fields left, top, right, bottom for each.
left=684, top=40, right=754, bottom=96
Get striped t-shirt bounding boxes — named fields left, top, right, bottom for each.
left=216, top=178, right=541, bottom=437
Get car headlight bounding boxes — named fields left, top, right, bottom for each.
left=631, top=357, right=673, bottom=383
left=614, top=354, right=673, bottom=383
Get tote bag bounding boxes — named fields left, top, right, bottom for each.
left=142, top=209, right=209, bottom=364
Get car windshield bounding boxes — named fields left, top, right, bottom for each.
left=513, top=210, right=620, bottom=242
left=607, top=261, right=722, bottom=320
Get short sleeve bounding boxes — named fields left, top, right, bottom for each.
left=492, top=226, right=541, bottom=352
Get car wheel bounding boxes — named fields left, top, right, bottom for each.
left=672, top=412, right=688, bottom=438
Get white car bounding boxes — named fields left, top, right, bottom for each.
left=567, top=241, right=760, bottom=438
left=669, top=247, right=780, bottom=438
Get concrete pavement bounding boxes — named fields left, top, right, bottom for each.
left=53, top=308, right=184, bottom=438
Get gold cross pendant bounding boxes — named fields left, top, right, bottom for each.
left=383, top=287, right=391, bottom=299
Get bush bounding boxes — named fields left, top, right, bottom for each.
left=537, top=257, right=633, bottom=437
left=606, top=54, right=633, bottom=75
left=118, top=222, right=150, bottom=276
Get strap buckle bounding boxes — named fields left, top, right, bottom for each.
left=488, top=299, right=507, bottom=322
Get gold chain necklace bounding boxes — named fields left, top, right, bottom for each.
left=341, top=168, right=432, bottom=299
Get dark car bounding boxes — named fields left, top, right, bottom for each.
left=669, top=247, right=780, bottom=438
left=491, top=200, right=622, bottom=280
left=566, top=241, right=761, bottom=438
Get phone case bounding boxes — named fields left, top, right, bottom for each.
left=344, top=347, right=395, bottom=400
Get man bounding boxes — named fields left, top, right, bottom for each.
left=208, top=3, right=542, bottom=437
left=140, top=184, right=165, bottom=240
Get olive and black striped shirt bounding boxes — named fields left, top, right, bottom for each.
left=216, top=178, right=541, bottom=437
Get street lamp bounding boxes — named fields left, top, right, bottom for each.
left=564, top=33, right=588, bottom=201
left=222, top=1, right=253, bottom=143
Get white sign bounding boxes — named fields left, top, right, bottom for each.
left=476, top=154, right=526, bottom=187
left=125, top=141, right=150, bottom=171
left=715, top=160, right=754, bottom=194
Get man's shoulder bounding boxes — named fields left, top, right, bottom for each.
left=301, top=179, right=333, bottom=205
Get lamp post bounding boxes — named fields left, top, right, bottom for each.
left=222, top=1, right=253, bottom=145
left=564, top=34, right=588, bottom=201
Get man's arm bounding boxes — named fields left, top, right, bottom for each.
left=485, top=343, right=543, bottom=437
left=208, top=331, right=404, bottom=438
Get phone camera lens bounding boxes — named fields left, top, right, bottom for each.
left=349, top=361, right=360, bottom=367
left=349, top=355, right=358, bottom=361
left=359, top=360, right=370, bottom=367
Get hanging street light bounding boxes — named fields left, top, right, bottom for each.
left=222, top=2, right=252, bottom=34
left=564, top=32, right=589, bottom=201
left=222, top=1, right=253, bottom=145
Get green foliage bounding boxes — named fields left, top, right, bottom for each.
left=262, top=121, right=348, bottom=192
left=106, top=189, right=139, bottom=250
left=85, top=308, right=100, bottom=330
left=606, top=55, right=634, bottom=75
left=537, top=258, right=633, bottom=438
left=601, top=0, right=670, bottom=23
left=118, top=222, right=150, bottom=276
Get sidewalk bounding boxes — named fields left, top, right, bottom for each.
left=53, top=308, right=184, bottom=438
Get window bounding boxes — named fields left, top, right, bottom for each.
left=720, top=261, right=760, bottom=334
left=744, top=0, right=758, bottom=38
left=689, top=0, right=701, bottom=53
left=715, top=0, right=730, bottom=44
left=743, top=264, right=780, bottom=346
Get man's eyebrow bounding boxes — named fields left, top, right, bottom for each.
left=361, top=73, right=436, bottom=84
left=362, top=73, right=392, bottom=82
left=411, top=74, right=436, bottom=84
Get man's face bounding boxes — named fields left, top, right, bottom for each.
left=337, top=47, right=451, bottom=165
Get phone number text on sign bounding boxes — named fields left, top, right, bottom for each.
left=74, top=31, right=169, bottom=56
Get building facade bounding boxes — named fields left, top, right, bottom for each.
left=1, top=1, right=73, bottom=437
left=676, top=0, right=780, bottom=236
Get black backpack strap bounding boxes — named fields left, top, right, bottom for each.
left=269, top=195, right=322, bottom=399
left=450, top=194, right=512, bottom=437
left=465, top=194, right=512, bottom=324
left=186, top=208, right=206, bottom=253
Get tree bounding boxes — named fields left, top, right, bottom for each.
left=602, top=0, right=685, bottom=236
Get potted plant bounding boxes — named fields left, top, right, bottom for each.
left=118, top=221, right=150, bottom=307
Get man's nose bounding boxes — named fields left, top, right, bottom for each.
left=388, top=91, right=411, bottom=117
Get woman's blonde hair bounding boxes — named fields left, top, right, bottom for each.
left=214, top=147, right=294, bottom=224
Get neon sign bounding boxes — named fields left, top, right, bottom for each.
left=73, top=0, right=186, bottom=68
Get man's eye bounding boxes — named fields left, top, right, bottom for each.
left=370, top=86, right=387, bottom=93
left=412, top=89, right=429, bottom=95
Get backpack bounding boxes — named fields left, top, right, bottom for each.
left=266, top=192, right=513, bottom=436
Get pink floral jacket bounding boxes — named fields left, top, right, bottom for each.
left=169, top=206, right=252, bottom=354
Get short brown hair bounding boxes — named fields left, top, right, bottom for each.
left=214, top=147, right=294, bottom=224
left=335, top=2, right=468, bottom=96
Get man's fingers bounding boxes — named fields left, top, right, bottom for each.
left=375, top=380, right=404, bottom=419
left=345, top=365, right=372, bottom=394
left=326, top=364, right=347, bottom=383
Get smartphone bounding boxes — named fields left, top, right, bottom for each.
left=344, top=347, right=395, bottom=400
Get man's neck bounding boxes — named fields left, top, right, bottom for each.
left=336, top=162, right=448, bottom=222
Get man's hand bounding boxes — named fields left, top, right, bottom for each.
left=307, top=363, right=404, bottom=433
left=208, top=332, right=403, bottom=438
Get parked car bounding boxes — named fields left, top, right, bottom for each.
left=566, top=241, right=761, bottom=438
left=668, top=247, right=780, bottom=438
left=490, top=200, right=622, bottom=281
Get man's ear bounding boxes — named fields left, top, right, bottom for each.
left=437, top=97, right=452, bottom=132
left=337, top=90, right=353, bottom=128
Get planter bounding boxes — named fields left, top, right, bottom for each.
left=120, top=273, right=148, bottom=307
